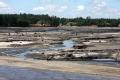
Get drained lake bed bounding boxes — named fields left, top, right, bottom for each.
left=0, top=27, right=119, bottom=79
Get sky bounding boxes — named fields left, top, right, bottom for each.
left=0, top=0, right=120, bottom=18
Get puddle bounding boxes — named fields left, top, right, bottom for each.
left=15, top=40, right=76, bottom=59
left=63, top=40, right=75, bottom=48
left=0, top=40, right=119, bottom=68
left=50, top=40, right=76, bottom=50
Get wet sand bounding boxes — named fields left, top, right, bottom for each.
left=0, top=27, right=120, bottom=79
left=0, top=56, right=120, bottom=77
left=0, top=65, right=119, bottom=80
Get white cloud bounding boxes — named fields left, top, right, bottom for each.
left=77, top=5, right=85, bottom=11
left=89, top=0, right=120, bottom=18
left=56, top=6, right=68, bottom=12
left=46, top=5, right=56, bottom=12
left=45, top=5, right=68, bottom=13
left=93, top=0, right=107, bottom=11
left=0, top=8, right=17, bottom=14
left=32, top=5, right=68, bottom=14
left=0, top=1, right=18, bottom=14
left=0, top=1, right=8, bottom=8
left=32, top=7, right=45, bottom=11
left=41, top=0, right=52, bottom=3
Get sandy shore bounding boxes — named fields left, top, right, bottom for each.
left=0, top=56, right=119, bottom=77
left=0, top=41, right=33, bottom=48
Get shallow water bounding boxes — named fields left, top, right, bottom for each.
left=16, top=40, right=76, bottom=58
left=63, top=40, right=75, bottom=48
left=0, top=40, right=120, bottom=68
left=75, top=59, right=120, bottom=68
left=0, top=65, right=119, bottom=80
left=51, top=39, right=76, bottom=50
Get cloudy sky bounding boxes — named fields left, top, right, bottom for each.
left=0, top=0, right=120, bottom=18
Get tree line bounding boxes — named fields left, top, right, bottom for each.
left=0, top=14, right=120, bottom=27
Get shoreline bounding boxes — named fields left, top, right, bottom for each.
left=0, top=56, right=119, bottom=77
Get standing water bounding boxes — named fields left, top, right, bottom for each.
left=16, top=40, right=76, bottom=58
left=51, top=40, right=76, bottom=50
left=63, top=40, right=75, bottom=48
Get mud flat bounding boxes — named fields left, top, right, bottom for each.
left=0, top=56, right=119, bottom=80
left=0, top=27, right=120, bottom=79
left=0, top=41, right=33, bottom=48
left=0, top=27, right=120, bottom=60
left=0, top=65, right=120, bottom=80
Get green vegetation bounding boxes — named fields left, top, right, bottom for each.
left=0, top=14, right=120, bottom=27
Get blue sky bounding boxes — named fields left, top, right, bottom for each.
left=0, top=0, right=120, bottom=18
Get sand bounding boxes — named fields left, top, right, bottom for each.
left=0, top=56, right=119, bottom=77
left=0, top=41, right=33, bottom=48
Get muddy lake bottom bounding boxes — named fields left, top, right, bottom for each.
left=0, top=40, right=119, bottom=68
left=0, top=65, right=119, bottom=80
left=0, top=47, right=120, bottom=68
left=0, top=27, right=120, bottom=79
left=0, top=27, right=120, bottom=67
